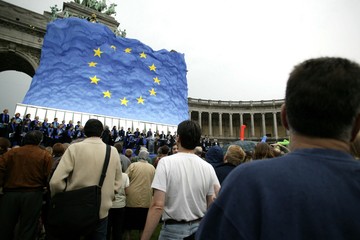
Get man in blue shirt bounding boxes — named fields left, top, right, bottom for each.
left=197, top=57, right=360, bottom=240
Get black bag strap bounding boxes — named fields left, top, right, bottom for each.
left=98, top=144, right=111, bottom=187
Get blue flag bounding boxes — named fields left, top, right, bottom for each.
left=23, top=17, right=188, bottom=126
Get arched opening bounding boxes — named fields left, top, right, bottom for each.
left=0, top=70, right=32, bottom=116
left=0, top=51, right=36, bottom=77
left=0, top=50, right=35, bottom=115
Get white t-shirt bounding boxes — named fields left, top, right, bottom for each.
left=151, top=152, right=220, bottom=221
left=112, top=173, right=130, bottom=208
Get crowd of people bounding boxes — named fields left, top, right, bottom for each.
left=1, top=57, right=360, bottom=240
left=0, top=112, right=85, bottom=147
left=0, top=111, right=215, bottom=154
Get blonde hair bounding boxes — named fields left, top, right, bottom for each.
left=224, top=145, right=246, bottom=166
left=125, top=148, right=133, bottom=158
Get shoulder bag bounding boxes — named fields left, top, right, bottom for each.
left=47, top=144, right=111, bottom=236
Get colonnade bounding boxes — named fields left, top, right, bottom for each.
left=188, top=98, right=288, bottom=143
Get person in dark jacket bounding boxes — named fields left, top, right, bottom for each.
left=101, top=125, right=113, bottom=145
left=214, top=145, right=246, bottom=184
left=197, top=57, right=360, bottom=240
left=205, top=145, right=224, bottom=168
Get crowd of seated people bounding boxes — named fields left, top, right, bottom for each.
left=109, top=126, right=178, bottom=154
left=3, top=113, right=85, bottom=147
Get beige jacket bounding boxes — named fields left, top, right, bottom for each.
left=125, top=160, right=155, bottom=208
left=50, top=137, right=122, bottom=218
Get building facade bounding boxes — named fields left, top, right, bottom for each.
left=188, top=97, right=288, bottom=144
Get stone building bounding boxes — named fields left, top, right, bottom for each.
left=188, top=98, right=288, bottom=144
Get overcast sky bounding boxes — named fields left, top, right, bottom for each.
left=2, top=0, right=360, bottom=114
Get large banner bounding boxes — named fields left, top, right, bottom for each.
left=23, top=17, right=188, bottom=125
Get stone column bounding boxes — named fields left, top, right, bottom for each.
left=240, top=113, right=244, bottom=139
left=189, top=110, right=192, bottom=120
left=198, top=111, right=202, bottom=128
left=250, top=113, right=255, bottom=137
left=219, top=113, right=223, bottom=137
left=261, top=113, right=266, bottom=137
left=229, top=113, right=233, bottom=137
left=273, top=112, right=278, bottom=140
left=209, top=112, right=213, bottom=136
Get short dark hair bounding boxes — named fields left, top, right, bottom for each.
left=84, top=119, right=103, bottom=137
left=52, top=143, right=65, bottom=156
left=0, top=137, right=11, bottom=155
left=177, top=120, right=201, bottom=150
left=286, top=57, right=360, bottom=141
left=23, top=130, right=43, bottom=145
left=114, top=142, right=123, bottom=153
left=158, top=145, right=170, bottom=155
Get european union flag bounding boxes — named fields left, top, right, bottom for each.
left=23, top=17, right=188, bottom=126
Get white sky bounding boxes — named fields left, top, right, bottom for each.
left=1, top=0, right=360, bottom=114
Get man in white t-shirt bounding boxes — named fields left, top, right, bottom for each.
left=141, top=120, right=220, bottom=240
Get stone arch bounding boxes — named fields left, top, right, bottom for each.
left=0, top=48, right=38, bottom=77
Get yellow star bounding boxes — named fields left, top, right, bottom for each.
left=93, top=47, right=103, bottom=57
left=149, top=88, right=156, bottom=96
left=140, top=52, right=147, bottom=58
left=103, top=90, right=111, bottom=98
left=149, top=64, right=156, bottom=71
left=124, top=48, right=132, bottom=53
left=153, top=77, right=161, bottom=85
left=88, top=62, right=97, bottom=67
left=136, top=96, right=145, bottom=104
left=90, top=75, right=100, bottom=84
left=120, top=97, right=129, bottom=106
left=111, top=45, right=116, bottom=51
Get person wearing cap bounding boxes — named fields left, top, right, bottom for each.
left=205, top=145, right=224, bottom=168
left=197, top=57, right=360, bottom=239
left=124, top=149, right=155, bottom=238
left=141, top=120, right=220, bottom=240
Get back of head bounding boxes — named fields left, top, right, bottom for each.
left=125, top=148, right=133, bottom=158
left=0, top=137, right=11, bottom=155
left=45, top=146, right=53, bottom=155
left=177, top=120, right=201, bottom=150
left=158, top=145, right=170, bottom=155
left=138, top=149, right=149, bottom=161
left=194, top=146, right=203, bottom=156
left=23, top=130, right=43, bottom=145
left=253, top=142, right=274, bottom=160
left=114, top=142, right=123, bottom=153
left=225, top=145, right=246, bottom=166
left=286, top=57, right=360, bottom=141
left=84, top=119, right=103, bottom=137
left=205, top=145, right=224, bottom=165
left=53, top=143, right=65, bottom=156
